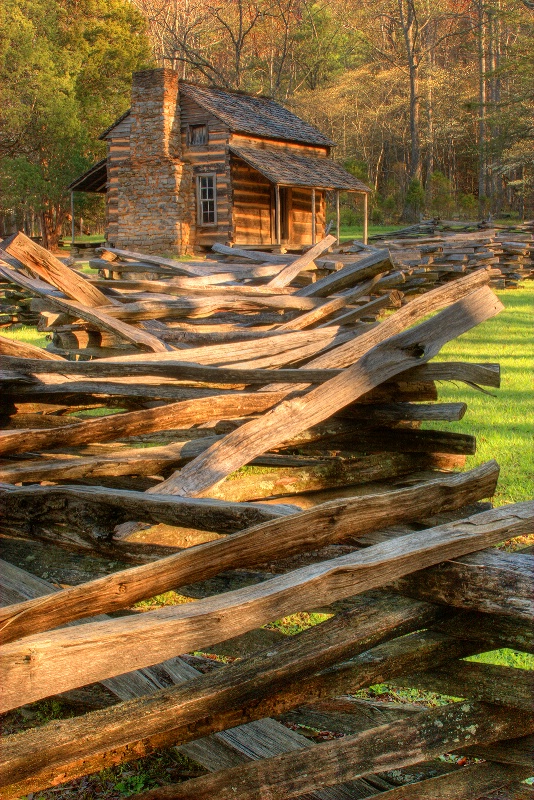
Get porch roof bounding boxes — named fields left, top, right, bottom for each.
left=229, top=145, right=371, bottom=192
left=68, top=159, right=107, bottom=193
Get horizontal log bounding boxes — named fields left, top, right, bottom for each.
left=211, top=243, right=290, bottom=264
left=0, top=356, right=340, bottom=385
left=359, top=762, right=530, bottom=800
left=340, top=401, right=467, bottom=422
left=203, top=454, right=467, bottom=503
left=0, top=501, right=530, bottom=710
left=0, top=391, right=286, bottom=456
left=0, top=451, right=464, bottom=497
left=93, top=294, right=327, bottom=322
left=295, top=250, right=393, bottom=297
left=0, top=464, right=498, bottom=643
left=0, top=482, right=295, bottom=540
left=391, top=660, right=533, bottom=709
left=0, top=594, right=454, bottom=791
left=107, top=247, right=282, bottom=279
left=433, top=612, right=534, bottom=653
left=102, top=248, right=226, bottom=277
left=460, top=734, right=534, bottom=766
left=123, top=701, right=533, bottom=800
left=400, top=361, right=500, bottom=388
left=296, top=427, right=477, bottom=456
left=394, top=548, right=534, bottom=619
left=94, top=327, right=350, bottom=368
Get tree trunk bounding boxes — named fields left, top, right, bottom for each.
left=477, top=0, right=487, bottom=218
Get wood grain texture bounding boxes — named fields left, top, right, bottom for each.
left=0, top=464, right=498, bottom=643
left=276, top=276, right=384, bottom=331
left=391, top=661, right=534, bottom=710
left=157, top=286, right=502, bottom=497
left=127, top=702, right=534, bottom=800
left=0, top=593, right=448, bottom=791
left=267, top=235, right=336, bottom=288
left=354, top=762, right=530, bottom=800
left=0, top=501, right=530, bottom=711
left=295, top=250, right=392, bottom=297
left=306, top=268, right=493, bottom=370
left=0, top=355, right=339, bottom=384
left=2, top=232, right=109, bottom=307
left=394, top=549, right=534, bottom=619
left=0, top=391, right=286, bottom=457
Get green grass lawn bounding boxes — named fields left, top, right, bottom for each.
left=425, top=285, right=534, bottom=506
left=339, top=223, right=404, bottom=242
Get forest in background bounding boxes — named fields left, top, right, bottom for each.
left=0, top=0, right=532, bottom=245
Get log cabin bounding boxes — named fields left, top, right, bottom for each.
left=69, top=68, right=371, bottom=255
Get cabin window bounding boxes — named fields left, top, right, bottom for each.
left=189, top=124, right=208, bottom=146
left=197, top=174, right=217, bottom=226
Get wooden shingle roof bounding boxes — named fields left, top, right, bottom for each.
left=229, top=145, right=371, bottom=191
left=180, top=84, right=334, bottom=147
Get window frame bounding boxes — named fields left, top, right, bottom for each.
left=188, top=124, right=208, bottom=147
left=196, top=173, right=218, bottom=228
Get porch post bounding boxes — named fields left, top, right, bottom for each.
left=70, top=191, right=75, bottom=245
left=275, top=184, right=281, bottom=245
left=363, top=192, right=368, bottom=245
left=311, top=187, right=316, bottom=245
left=336, top=189, right=340, bottom=244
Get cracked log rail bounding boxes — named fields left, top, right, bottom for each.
left=0, top=391, right=287, bottom=457
left=130, top=701, right=534, bottom=800
left=0, top=464, right=498, bottom=643
left=0, top=592, right=471, bottom=793
left=152, top=286, right=502, bottom=498
left=0, top=500, right=531, bottom=712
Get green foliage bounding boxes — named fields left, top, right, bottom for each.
left=459, top=193, right=478, bottom=219
left=427, top=171, right=454, bottom=218
left=466, top=649, right=534, bottom=670
left=404, top=178, right=425, bottom=221
left=0, top=0, right=152, bottom=244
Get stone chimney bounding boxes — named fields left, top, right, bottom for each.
left=115, top=68, right=193, bottom=255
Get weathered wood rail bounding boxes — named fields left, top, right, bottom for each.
left=0, top=233, right=531, bottom=799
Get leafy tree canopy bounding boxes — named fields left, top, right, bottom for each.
left=0, top=0, right=152, bottom=245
